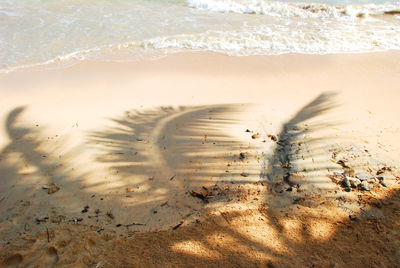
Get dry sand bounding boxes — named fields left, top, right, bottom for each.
left=0, top=52, right=399, bottom=267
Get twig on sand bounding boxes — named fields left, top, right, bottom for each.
left=172, top=221, right=184, bottom=230
left=46, top=227, right=50, bottom=243
left=125, top=222, right=146, bottom=227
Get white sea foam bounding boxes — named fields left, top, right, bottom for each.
left=187, top=0, right=400, bottom=18
left=0, top=48, right=97, bottom=74
left=141, top=25, right=400, bottom=55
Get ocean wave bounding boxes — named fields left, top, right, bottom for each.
left=2, top=23, right=400, bottom=74
left=187, top=0, right=400, bottom=19
left=141, top=24, right=400, bottom=55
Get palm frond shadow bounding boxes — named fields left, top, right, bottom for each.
left=87, top=93, right=350, bottom=229
left=260, top=92, right=363, bottom=199
left=2, top=96, right=399, bottom=267
left=87, top=103, right=264, bottom=227
left=98, top=93, right=399, bottom=267
left=0, top=107, right=91, bottom=222
left=90, top=104, right=256, bottom=178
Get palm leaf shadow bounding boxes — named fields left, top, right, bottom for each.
left=88, top=103, right=261, bottom=227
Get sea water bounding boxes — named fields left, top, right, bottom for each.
left=1, top=0, right=399, bottom=72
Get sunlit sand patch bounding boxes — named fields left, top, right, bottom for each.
left=17, top=165, right=38, bottom=175
left=153, top=188, right=169, bottom=195
left=224, top=210, right=290, bottom=254
left=205, top=233, right=240, bottom=251
left=171, top=240, right=222, bottom=259
left=308, top=219, right=335, bottom=241
left=280, top=218, right=304, bottom=244
left=237, top=224, right=289, bottom=254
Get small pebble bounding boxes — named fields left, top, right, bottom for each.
left=81, top=205, right=89, bottom=213
left=361, top=181, right=373, bottom=191
left=343, top=177, right=351, bottom=188
left=106, top=211, right=114, bottom=219
left=44, top=183, right=60, bottom=194
left=349, top=215, right=358, bottom=221
left=348, top=177, right=361, bottom=188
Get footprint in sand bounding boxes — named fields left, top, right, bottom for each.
left=4, top=253, right=23, bottom=267
left=38, top=247, right=59, bottom=268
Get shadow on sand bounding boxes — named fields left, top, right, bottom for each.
left=94, top=92, right=399, bottom=267
left=97, top=186, right=400, bottom=267
left=0, top=106, right=90, bottom=232
left=1, top=93, right=398, bottom=267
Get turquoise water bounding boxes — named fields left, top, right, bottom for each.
left=1, top=0, right=399, bottom=72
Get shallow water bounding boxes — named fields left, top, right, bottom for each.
left=1, top=0, right=399, bottom=72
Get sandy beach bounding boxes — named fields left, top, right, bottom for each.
left=1, top=52, right=400, bottom=267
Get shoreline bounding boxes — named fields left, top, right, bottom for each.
left=2, top=49, right=400, bottom=76
left=1, top=51, right=400, bottom=266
